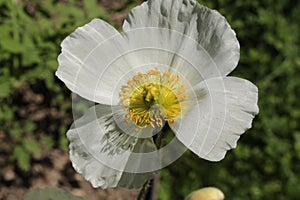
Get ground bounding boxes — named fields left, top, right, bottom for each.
left=0, top=82, right=140, bottom=199
left=0, top=148, right=139, bottom=200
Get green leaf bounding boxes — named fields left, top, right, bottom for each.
left=0, top=104, right=14, bottom=122
left=12, top=145, right=30, bottom=171
left=294, top=133, right=300, bottom=159
left=0, top=36, right=24, bottom=53
left=59, top=127, right=69, bottom=151
left=10, top=127, right=23, bottom=138
left=0, top=77, right=12, bottom=98
left=83, top=0, right=108, bottom=19
left=23, top=139, right=42, bottom=154
left=24, top=120, right=36, bottom=133
left=41, top=136, right=55, bottom=149
left=23, top=187, right=83, bottom=200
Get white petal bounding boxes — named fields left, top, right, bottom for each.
left=122, top=28, right=215, bottom=86
left=170, top=77, right=259, bottom=161
left=67, top=104, right=155, bottom=188
left=118, top=138, right=157, bottom=188
left=56, top=19, right=134, bottom=105
left=123, top=0, right=240, bottom=82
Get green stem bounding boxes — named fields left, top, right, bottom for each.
left=154, top=131, right=162, bottom=149
left=137, top=130, right=163, bottom=200
left=137, top=180, right=151, bottom=200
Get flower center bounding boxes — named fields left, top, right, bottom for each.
left=120, top=68, right=187, bottom=128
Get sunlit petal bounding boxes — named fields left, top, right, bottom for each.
left=123, top=0, right=240, bottom=83
left=170, top=77, right=258, bottom=161
left=56, top=19, right=134, bottom=105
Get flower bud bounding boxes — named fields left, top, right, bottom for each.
left=185, top=187, right=225, bottom=200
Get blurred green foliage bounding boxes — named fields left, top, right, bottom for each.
left=0, top=0, right=109, bottom=171
left=0, top=0, right=299, bottom=199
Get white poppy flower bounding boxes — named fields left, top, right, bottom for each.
left=56, top=0, right=259, bottom=189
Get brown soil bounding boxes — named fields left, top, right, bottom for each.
left=0, top=149, right=139, bottom=200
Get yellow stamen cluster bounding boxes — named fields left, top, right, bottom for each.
left=120, top=68, right=187, bottom=128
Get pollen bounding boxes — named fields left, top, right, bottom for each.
left=120, top=68, right=188, bottom=128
